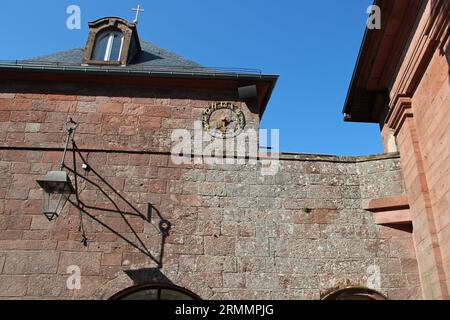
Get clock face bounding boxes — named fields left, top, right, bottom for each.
left=202, top=102, right=246, bottom=139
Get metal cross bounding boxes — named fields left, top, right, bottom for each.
left=132, top=4, right=145, bottom=24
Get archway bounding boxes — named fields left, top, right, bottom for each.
left=322, top=287, right=388, bottom=300
left=109, top=283, right=202, bottom=300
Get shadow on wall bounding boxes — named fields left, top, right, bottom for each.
left=444, top=40, right=450, bottom=84
left=64, top=141, right=171, bottom=268
left=130, top=51, right=164, bottom=65
left=124, top=268, right=172, bottom=286
left=431, top=0, right=450, bottom=83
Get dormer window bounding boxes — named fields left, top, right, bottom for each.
left=83, top=17, right=142, bottom=66
left=92, top=31, right=124, bottom=62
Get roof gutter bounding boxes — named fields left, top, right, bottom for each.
left=0, top=63, right=278, bottom=82
left=341, top=0, right=377, bottom=120
left=0, top=62, right=279, bottom=119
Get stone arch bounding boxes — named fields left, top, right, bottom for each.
left=322, top=286, right=388, bottom=300
left=109, top=283, right=202, bottom=300
left=93, top=265, right=213, bottom=300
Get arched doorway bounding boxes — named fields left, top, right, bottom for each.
left=109, top=283, right=202, bottom=300
left=322, top=287, right=388, bottom=300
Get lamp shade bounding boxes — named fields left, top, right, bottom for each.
left=36, top=171, right=75, bottom=221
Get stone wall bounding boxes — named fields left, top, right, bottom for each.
left=0, top=81, right=260, bottom=152
left=0, top=81, right=421, bottom=299
left=406, top=35, right=450, bottom=299
left=379, top=0, right=449, bottom=299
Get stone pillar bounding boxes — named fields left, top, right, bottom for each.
left=387, top=96, right=449, bottom=299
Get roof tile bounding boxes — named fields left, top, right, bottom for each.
left=27, top=40, right=208, bottom=72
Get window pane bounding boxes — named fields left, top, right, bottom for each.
left=117, top=288, right=197, bottom=300
left=160, top=289, right=195, bottom=301
left=109, top=33, right=123, bottom=61
left=121, top=289, right=158, bottom=300
left=92, top=34, right=109, bottom=61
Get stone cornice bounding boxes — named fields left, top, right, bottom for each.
left=386, top=95, right=413, bottom=135
left=426, top=0, right=450, bottom=47
left=0, top=146, right=400, bottom=164
left=366, top=196, right=410, bottom=213
left=365, top=196, right=412, bottom=226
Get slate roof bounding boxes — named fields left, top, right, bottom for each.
left=0, top=35, right=277, bottom=116
left=26, top=40, right=210, bottom=73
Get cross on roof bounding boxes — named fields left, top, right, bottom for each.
left=132, top=4, right=145, bottom=24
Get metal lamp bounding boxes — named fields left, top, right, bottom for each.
left=36, top=119, right=78, bottom=221
left=36, top=171, right=75, bottom=221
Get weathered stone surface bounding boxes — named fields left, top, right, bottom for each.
left=0, top=80, right=421, bottom=300
left=98, top=102, right=123, bottom=114
left=222, top=273, right=246, bottom=289
left=0, top=254, right=5, bottom=272
left=58, top=252, right=102, bottom=276
left=236, top=238, right=269, bottom=257
left=195, top=256, right=237, bottom=273
left=0, top=275, right=28, bottom=297
left=27, top=275, right=67, bottom=297
left=204, top=236, right=235, bottom=256
left=246, top=273, right=280, bottom=290
left=73, top=276, right=102, bottom=299
left=101, top=253, right=123, bottom=266
left=3, top=251, right=59, bottom=275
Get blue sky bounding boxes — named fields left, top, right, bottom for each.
left=0, top=0, right=382, bottom=156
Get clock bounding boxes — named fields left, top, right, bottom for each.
left=202, top=102, right=246, bottom=139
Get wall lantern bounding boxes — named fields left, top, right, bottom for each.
left=36, top=171, right=75, bottom=221
left=36, top=118, right=78, bottom=221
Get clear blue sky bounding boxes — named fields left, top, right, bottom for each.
left=0, top=0, right=382, bottom=156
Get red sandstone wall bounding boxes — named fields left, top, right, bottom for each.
left=409, top=41, right=450, bottom=296
left=0, top=82, right=260, bottom=152
left=380, top=1, right=449, bottom=299
left=0, top=81, right=420, bottom=299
